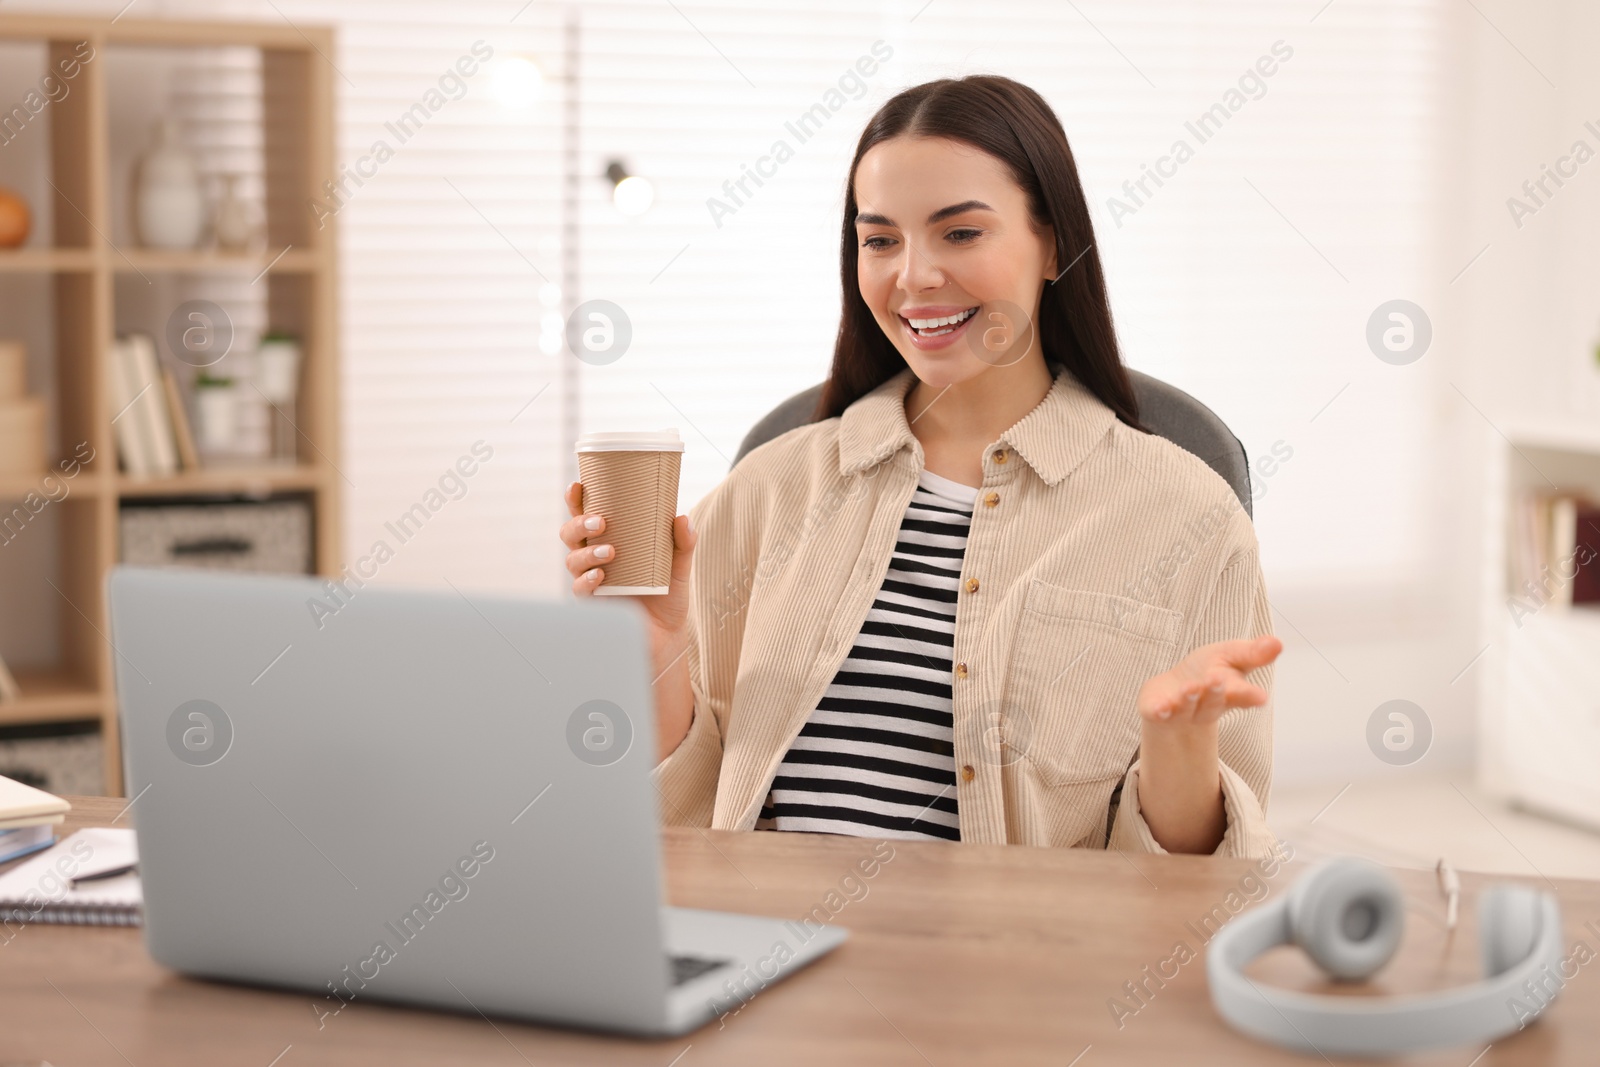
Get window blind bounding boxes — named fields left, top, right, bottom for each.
left=51, top=0, right=1444, bottom=603
left=573, top=0, right=1445, bottom=599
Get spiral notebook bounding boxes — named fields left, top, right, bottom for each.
left=0, top=827, right=142, bottom=927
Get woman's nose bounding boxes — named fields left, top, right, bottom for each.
left=896, top=237, right=945, bottom=292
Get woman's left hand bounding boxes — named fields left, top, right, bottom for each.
left=1137, top=635, right=1282, bottom=730
left=1132, top=635, right=1282, bottom=854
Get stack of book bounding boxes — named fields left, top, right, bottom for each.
left=1509, top=491, right=1600, bottom=608
left=0, top=773, right=71, bottom=864
left=108, top=333, right=200, bottom=478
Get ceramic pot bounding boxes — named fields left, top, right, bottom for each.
left=194, top=382, right=241, bottom=456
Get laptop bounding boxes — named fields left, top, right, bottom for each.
left=107, top=564, right=846, bottom=1036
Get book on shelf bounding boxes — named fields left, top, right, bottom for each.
left=1577, top=503, right=1600, bottom=606
left=160, top=364, right=201, bottom=471
left=107, top=335, right=147, bottom=476
left=0, top=650, right=18, bottom=703
left=1509, top=491, right=1600, bottom=608
left=108, top=334, right=183, bottom=479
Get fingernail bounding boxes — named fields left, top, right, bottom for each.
left=594, top=544, right=613, bottom=560
left=1157, top=708, right=1171, bottom=720
left=584, top=516, right=602, bottom=531
left=1209, top=684, right=1224, bottom=695
left=686, top=514, right=694, bottom=536
left=585, top=568, right=600, bottom=581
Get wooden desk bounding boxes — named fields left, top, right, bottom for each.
left=3, top=797, right=1598, bottom=1065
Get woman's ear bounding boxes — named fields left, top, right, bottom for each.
left=1039, top=223, right=1059, bottom=282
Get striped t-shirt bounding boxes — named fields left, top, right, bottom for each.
left=756, top=467, right=978, bottom=841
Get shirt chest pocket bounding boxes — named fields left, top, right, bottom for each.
left=1000, top=582, right=1183, bottom=788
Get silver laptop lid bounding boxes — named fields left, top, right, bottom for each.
left=108, top=564, right=672, bottom=1032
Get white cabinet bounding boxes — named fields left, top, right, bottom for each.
left=1477, top=426, right=1600, bottom=830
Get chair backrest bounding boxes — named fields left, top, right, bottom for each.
left=731, top=369, right=1253, bottom=517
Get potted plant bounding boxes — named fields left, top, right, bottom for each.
left=256, top=332, right=301, bottom=461
left=192, top=370, right=240, bottom=459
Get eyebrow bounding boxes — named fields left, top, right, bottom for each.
left=854, top=199, right=995, bottom=227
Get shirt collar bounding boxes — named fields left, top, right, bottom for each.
left=837, top=365, right=1119, bottom=487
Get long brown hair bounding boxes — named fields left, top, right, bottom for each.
left=816, top=75, right=1142, bottom=430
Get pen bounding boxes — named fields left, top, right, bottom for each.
left=70, top=863, right=137, bottom=887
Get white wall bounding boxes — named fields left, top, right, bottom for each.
left=15, top=0, right=1599, bottom=794
left=569, top=0, right=1467, bottom=790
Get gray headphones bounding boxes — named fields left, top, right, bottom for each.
left=1207, top=855, right=1565, bottom=1057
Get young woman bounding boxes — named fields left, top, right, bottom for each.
left=560, top=75, right=1282, bottom=857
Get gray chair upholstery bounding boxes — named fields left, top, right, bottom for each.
left=731, top=369, right=1252, bottom=517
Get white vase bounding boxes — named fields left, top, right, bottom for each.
left=135, top=118, right=206, bottom=250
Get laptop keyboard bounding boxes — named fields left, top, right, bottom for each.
left=670, top=953, right=730, bottom=986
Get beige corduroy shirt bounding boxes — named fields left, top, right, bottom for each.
left=653, top=365, right=1278, bottom=858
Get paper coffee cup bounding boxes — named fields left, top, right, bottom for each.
left=574, top=428, right=684, bottom=596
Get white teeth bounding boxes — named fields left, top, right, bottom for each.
left=906, top=307, right=977, bottom=330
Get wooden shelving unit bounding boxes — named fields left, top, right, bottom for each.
left=0, top=14, right=341, bottom=794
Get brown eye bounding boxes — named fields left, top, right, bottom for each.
left=948, top=228, right=982, bottom=243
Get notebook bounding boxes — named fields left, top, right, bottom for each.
left=0, top=827, right=142, bottom=927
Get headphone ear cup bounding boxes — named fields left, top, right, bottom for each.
left=1286, top=857, right=1405, bottom=981
left=1479, top=885, right=1545, bottom=978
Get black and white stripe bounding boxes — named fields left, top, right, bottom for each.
left=757, top=468, right=978, bottom=841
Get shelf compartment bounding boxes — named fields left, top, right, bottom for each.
left=0, top=36, right=98, bottom=253
left=0, top=667, right=103, bottom=725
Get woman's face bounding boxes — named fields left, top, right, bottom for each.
left=853, top=135, right=1057, bottom=388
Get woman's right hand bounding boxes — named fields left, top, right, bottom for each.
left=561, top=481, right=699, bottom=760
left=561, top=481, right=697, bottom=630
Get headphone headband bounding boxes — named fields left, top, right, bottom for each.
left=1206, top=858, right=1565, bottom=1057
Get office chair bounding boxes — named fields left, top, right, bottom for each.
left=731, top=369, right=1253, bottom=517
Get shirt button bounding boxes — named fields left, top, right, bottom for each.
left=983, top=491, right=999, bottom=507
left=954, top=662, right=969, bottom=679
left=961, top=764, right=975, bottom=783
left=964, top=577, right=979, bottom=594
left=993, top=448, right=1008, bottom=464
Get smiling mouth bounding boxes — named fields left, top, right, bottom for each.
left=900, top=306, right=979, bottom=338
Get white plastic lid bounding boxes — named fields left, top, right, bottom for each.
left=574, top=428, right=684, bottom=452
